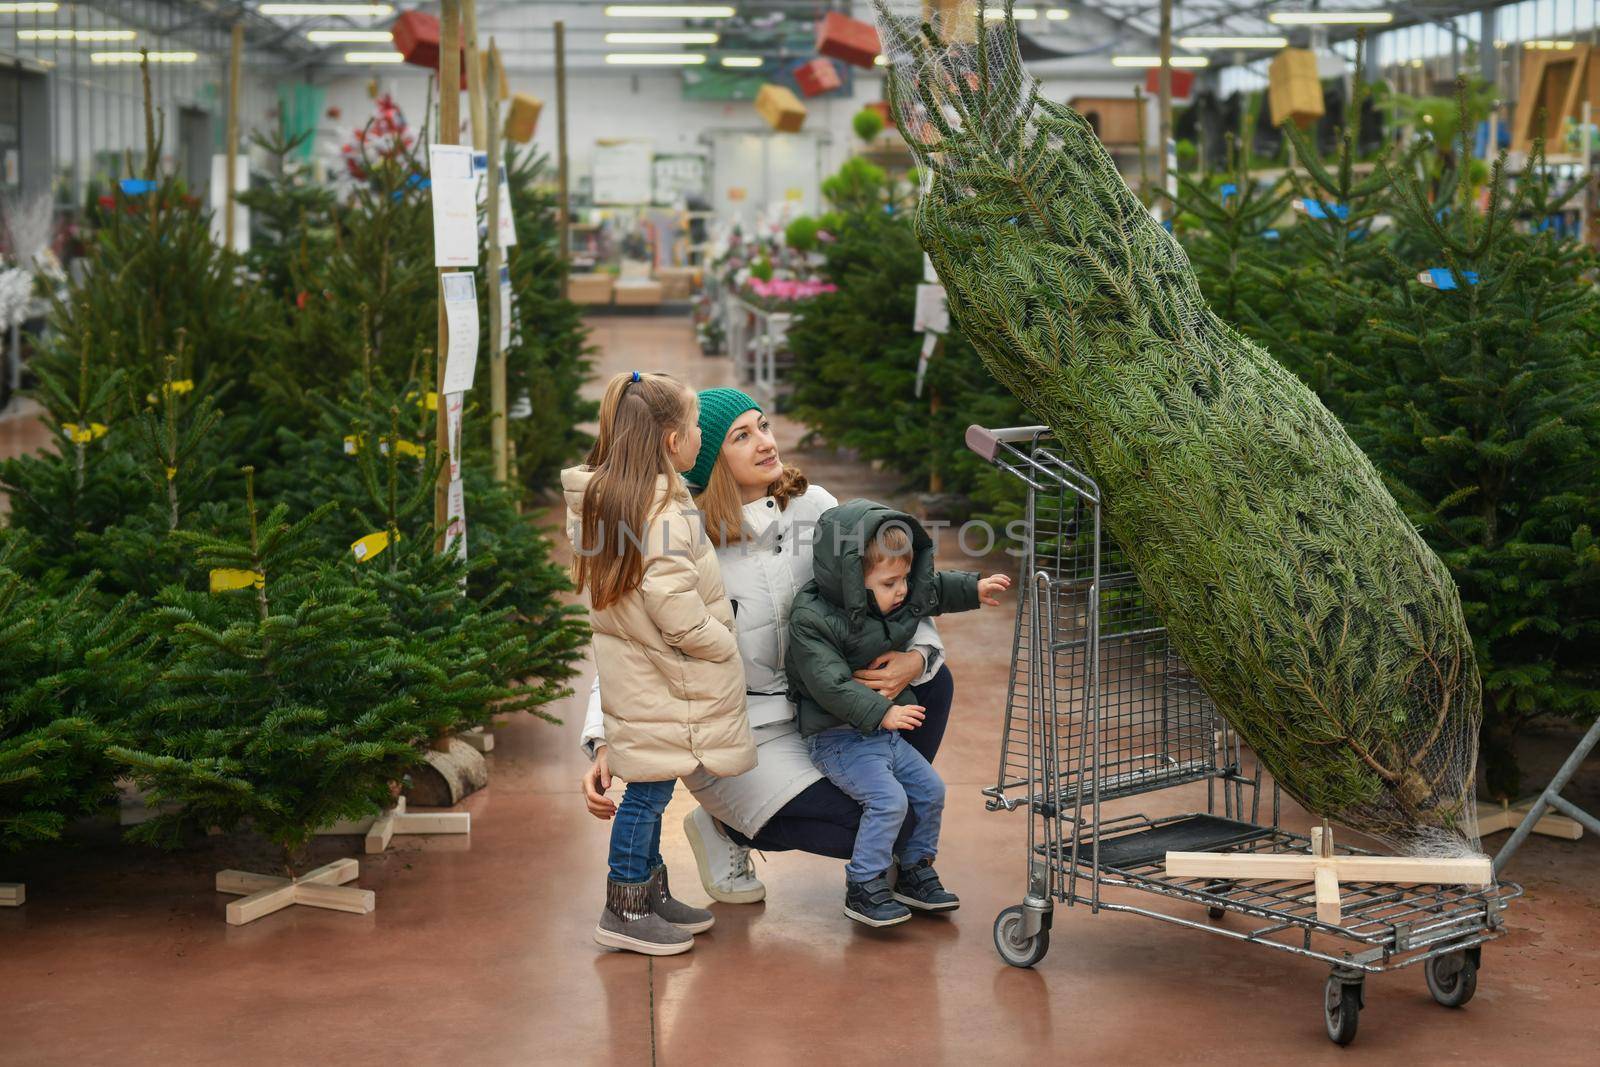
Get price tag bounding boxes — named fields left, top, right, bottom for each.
left=62, top=422, right=109, bottom=443
left=351, top=531, right=395, bottom=563
left=445, top=477, right=467, bottom=562
left=441, top=272, right=480, bottom=393
left=914, top=283, right=948, bottom=336
left=446, top=393, right=464, bottom=480
left=429, top=144, right=479, bottom=268
left=209, top=568, right=263, bottom=593
left=497, top=165, right=518, bottom=248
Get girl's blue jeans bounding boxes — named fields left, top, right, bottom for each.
left=608, top=778, right=676, bottom=883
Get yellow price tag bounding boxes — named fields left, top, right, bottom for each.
left=62, top=422, right=109, bottom=443
left=209, top=568, right=264, bottom=593
left=392, top=439, right=426, bottom=459
left=406, top=390, right=440, bottom=411
left=343, top=434, right=362, bottom=455
left=165, top=466, right=177, bottom=481
left=350, top=530, right=395, bottom=563
left=146, top=379, right=195, bottom=403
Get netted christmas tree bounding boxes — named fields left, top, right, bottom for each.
left=878, top=2, right=1485, bottom=852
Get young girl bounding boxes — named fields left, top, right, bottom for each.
left=562, top=371, right=755, bottom=956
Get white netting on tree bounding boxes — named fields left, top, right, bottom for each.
left=874, top=0, right=1484, bottom=859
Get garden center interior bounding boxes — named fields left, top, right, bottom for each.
left=1, top=2, right=1596, bottom=1064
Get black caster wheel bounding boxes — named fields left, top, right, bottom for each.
left=1425, top=950, right=1479, bottom=1008
left=1207, top=906, right=1226, bottom=920
left=1324, top=975, right=1363, bottom=1046
left=994, top=905, right=1050, bottom=969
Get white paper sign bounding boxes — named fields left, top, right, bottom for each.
left=915, top=331, right=940, bottom=399
left=208, top=154, right=249, bottom=253
left=498, top=265, right=513, bottom=352
left=922, top=252, right=939, bottom=284
left=430, top=144, right=479, bottom=267
left=496, top=166, right=518, bottom=248
left=441, top=272, right=480, bottom=393
left=914, top=283, right=949, bottom=336
left=445, top=477, right=467, bottom=562
left=446, top=392, right=465, bottom=480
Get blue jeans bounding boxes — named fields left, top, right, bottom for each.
left=807, top=727, right=945, bottom=883
left=608, top=779, right=676, bottom=883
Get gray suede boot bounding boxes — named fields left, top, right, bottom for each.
left=594, top=877, right=694, bottom=956
left=648, top=865, right=715, bottom=934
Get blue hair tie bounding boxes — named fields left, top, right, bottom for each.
left=630, top=371, right=641, bottom=383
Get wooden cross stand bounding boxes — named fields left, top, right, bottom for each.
left=1165, top=822, right=1494, bottom=927
left=1472, top=799, right=1583, bottom=841
left=216, top=857, right=374, bottom=926
left=313, top=795, right=471, bottom=854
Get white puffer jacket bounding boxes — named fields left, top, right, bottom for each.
left=583, top=484, right=946, bottom=835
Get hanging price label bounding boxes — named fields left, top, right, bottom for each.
left=62, top=422, right=109, bottom=443
left=209, top=568, right=264, bottom=593
left=146, top=379, right=195, bottom=404
left=350, top=531, right=396, bottom=563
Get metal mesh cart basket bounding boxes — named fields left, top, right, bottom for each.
left=967, top=424, right=1521, bottom=1046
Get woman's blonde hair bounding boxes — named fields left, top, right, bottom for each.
left=695, top=459, right=809, bottom=547
left=572, top=371, right=694, bottom=611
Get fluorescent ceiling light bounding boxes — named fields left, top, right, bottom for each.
left=1179, top=36, right=1288, bottom=50
left=1046, top=8, right=1069, bottom=19
left=1112, top=55, right=1209, bottom=68
left=0, top=3, right=60, bottom=12
left=20, top=28, right=135, bottom=41
left=344, top=51, right=404, bottom=63
left=1525, top=40, right=1576, bottom=50
left=1269, top=11, right=1393, bottom=26
left=720, top=56, right=763, bottom=68
left=603, top=5, right=736, bottom=17
left=307, top=30, right=394, bottom=43
left=984, top=6, right=1037, bottom=19
left=605, top=31, right=719, bottom=44
left=605, top=52, right=708, bottom=65
left=258, top=3, right=394, bottom=15
left=91, top=51, right=197, bottom=64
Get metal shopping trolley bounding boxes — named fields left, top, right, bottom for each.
left=966, top=424, right=1521, bottom=1046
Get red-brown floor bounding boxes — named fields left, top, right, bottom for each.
left=1, top=316, right=1596, bottom=1066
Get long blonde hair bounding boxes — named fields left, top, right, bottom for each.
left=573, top=372, right=693, bottom=611
left=695, top=460, right=810, bottom=547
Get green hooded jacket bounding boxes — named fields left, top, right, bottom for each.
left=786, top=499, right=980, bottom=736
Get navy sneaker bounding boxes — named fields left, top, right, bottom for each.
left=845, top=874, right=911, bottom=927
left=893, top=858, right=960, bottom=912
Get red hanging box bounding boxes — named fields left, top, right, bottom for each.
left=391, top=11, right=467, bottom=90
left=816, top=11, right=880, bottom=69
left=1144, top=67, right=1195, bottom=100
left=795, top=57, right=843, bottom=98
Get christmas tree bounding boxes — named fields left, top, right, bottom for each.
left=110, top=469, right=463, bottom=875
left=880, top=5, right=1484, bottom=850
left=0, top=531, right=151, bottom=852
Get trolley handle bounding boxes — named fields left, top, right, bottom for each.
left=965, top=424, right=1050, bottom=461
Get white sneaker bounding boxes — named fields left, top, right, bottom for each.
left=683, top=806, right=766, bottom=904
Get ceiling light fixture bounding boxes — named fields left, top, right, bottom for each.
left=1111, top=55, right=1210, bottom=68
left=307, top=30, right=395, bottom=43
left=603, top=5, right=736, bottom=17
left=1179, top=35, right=1289, bottom=49
left=984, top=6, right=1037, bottom=19
left=720, top=56, right=763, bottom=67
left=258, top=3, right=395, bottom=16
left=0, top=3, right=61, bottom=12
left=605, top=52, right=709, bottom=65
left=91, top=51, right=197, bottom=64
left=1268, top=11, right=1394, bottom=26
left=344, top=51, right=404, bottom=63
left=605, top=31, right=720, bottom=44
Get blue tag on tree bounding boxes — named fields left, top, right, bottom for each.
left=119, top=178, right=157, bottom=196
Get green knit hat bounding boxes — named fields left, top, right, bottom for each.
left=687, top=387, right=762, bottom=491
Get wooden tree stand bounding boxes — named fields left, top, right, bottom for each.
left=313, top=796, right=471, bottom=854
left=1, top=883, right=23, bottom=907
left=459, top=725, right=495, bottom=753
left=1472, top=799, right=1583, bottom=841
left=216, top=857, right=374, bottom=926
left=1166, top=823, right=1493, bottom=927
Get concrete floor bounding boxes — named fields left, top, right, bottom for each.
left=1, top=316, right=1597, bottom=1066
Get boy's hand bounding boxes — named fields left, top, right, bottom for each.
left=880, top=704, right=927, bottom=731
left=977, top=573, right=1013, bottom=606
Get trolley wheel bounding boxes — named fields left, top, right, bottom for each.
left=1206, top=905, right=1226, bottom=920
left=994, top=906, right=1050, bottom=969
left=1323, top=975, right=1363, bottom=1046
left=1425, top=951, right=1479, bottom=1008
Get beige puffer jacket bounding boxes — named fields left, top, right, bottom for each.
left=561, top=466, right=755, bottom=782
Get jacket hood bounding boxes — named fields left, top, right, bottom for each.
left=810, top=499, right=935, bottom=620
